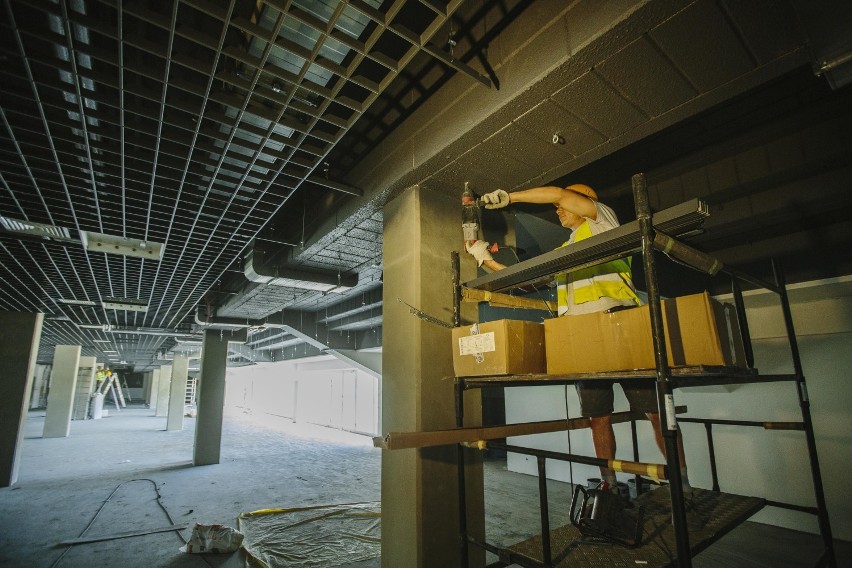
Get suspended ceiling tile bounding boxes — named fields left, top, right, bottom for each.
left=596, top=35, right=698, bottom=118
left=513, top=99, right=606, bottom=158
left=722, top=0, right=806, bottom=65
left=649, top=0, right=755, bottom=94
left=550, top=71, right=647, bottom=140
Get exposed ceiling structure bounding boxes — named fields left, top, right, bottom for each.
left=2, top=0, right=851, bottom=372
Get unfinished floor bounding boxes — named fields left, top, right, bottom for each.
left=1, top=405, right=846, bottom=567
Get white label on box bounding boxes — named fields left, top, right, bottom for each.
left=458, top=332, right=496, bottom=356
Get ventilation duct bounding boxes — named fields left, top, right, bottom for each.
left=244, top=248, right=357, bottom=293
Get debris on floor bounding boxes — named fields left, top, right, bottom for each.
left=181, top=523, right=244, bottom=554
left=238, top=502, right=381, bottom=567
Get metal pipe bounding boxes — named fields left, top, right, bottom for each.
left=632, top=172, right=691, bottom=567
left=536, top=457, right=552, bottom=567
left=452, top=251, right=461, bottom=328
left=455, top=378, right=469, bottom=567
left=731, top=276, right=755, bottom=368
left=704, top=423, right=720, bottom=492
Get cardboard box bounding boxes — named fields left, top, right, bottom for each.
left=544, top=292, right=746, bottom=374
left=452, top=319, right=546, bottom=376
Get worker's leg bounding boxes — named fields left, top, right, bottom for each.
left=646, top=412, right=692, bottom=495
left=577, top=382, right=617, bottom=488
left=590, top=415, right=618, bottom=485
left=622, top=383, right=692, bottom=492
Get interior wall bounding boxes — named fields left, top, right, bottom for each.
left=505, top=280, right=852, bottom=541
left=224, top=357, right=379, bottom=436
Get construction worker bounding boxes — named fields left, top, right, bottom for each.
left=465, top=184, right=702, bottom=528
left=95, top=367, right=106, bottom=392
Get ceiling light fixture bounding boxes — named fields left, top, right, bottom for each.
left=102, top=297, right=149, bottom=312
left=56, top=298, right=97, bottom=306
left=0, top=215, right=75, bottom=242
left=80, top=231, right=164, bottom=260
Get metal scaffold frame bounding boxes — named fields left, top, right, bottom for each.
left=450, top=173, right=836, bottom=568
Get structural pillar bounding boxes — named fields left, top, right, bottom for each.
left=142, top=371, right=152, bottom=405
left=73, top=357, right=96, bottom=420
left=194, top=329, right=246, bottom=466
left=167, top=355, right=189, bottom=431
left=155, top=365, right=172, bottom=417
left=149, top=368, right=161, bottom=414
left=381, top=185, right=484, bottom=567
left=0, top=312, right=43, bottom=487
left=43, top=345, right=82, bottom=438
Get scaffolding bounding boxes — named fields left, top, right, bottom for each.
left=449, top=173, right=836, bottom=567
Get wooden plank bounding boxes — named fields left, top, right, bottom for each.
left=461, top=287, right=555, bottom=311
left=58, top=523, right=189, bottom=546
left=374, top=409, right=667, bottom=450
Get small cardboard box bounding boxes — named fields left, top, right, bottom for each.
left=544, top=292, right=746, bottom=374
left=452, top=319, right=546, bottom=376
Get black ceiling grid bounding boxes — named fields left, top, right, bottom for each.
left=1, top=0, right=501, bottom=369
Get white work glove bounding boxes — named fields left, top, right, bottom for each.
left=480, top=189, right=510, bottom=209
left=465, top=240, right=493, bottom=267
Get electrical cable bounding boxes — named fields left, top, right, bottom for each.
left=49, top=478, right=214, bottom=568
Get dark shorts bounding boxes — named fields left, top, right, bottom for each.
left=576, top=381, right=658, bottom=417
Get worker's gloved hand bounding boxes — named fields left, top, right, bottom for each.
left=465, top=240, right=493, bottom=267
left=480, top=189, right=510, bottom=209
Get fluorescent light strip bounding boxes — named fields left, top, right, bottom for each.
left=57, top=298, right=97, bottom=306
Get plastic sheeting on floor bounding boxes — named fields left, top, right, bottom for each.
left=238, top=502, right=381, bottom=567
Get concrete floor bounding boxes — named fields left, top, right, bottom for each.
left=1, top=405, right=846, bottom=567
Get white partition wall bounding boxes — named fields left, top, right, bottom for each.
left=43, top=345, right=82, bottom=438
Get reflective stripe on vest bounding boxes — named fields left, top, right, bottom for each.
left=556, top=220, right=640, bottom=310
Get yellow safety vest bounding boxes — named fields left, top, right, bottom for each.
left=556, top=221, right=640, bottom=310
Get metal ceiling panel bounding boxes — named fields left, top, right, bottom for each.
left=1, top=0, right=498, bottom=368
left=649, top=1, right=755, bottom=93
left=513, top=99, right=606, bottom=159
left=551, top=71, right=648, bottom=140
left=596, top=35, right=698, bottom=118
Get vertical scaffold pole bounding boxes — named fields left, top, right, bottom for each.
left=772, top=260, right=836, bottom=567
left=632, top=173, right=691, bottom=567
left=452, top=252, right=470, bottom=566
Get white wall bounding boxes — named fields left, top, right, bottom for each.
left=225, top=355, right=380, bottom=436
left=506, top=278, right=852, bottom=541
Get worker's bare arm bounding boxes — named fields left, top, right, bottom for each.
left=508, top=186, right=597, bottom=219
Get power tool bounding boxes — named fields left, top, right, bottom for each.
left=569, top=482, right=645, bottom=547
left=461, top=182, right=481, bottom=242
left=461, top=182, right=499, bottom=254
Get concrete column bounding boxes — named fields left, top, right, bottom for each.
left=142, top=371, right=152, bottom=405
left=194, top=329, right=245, bottom=466
left=149, top=368, right=161, bottom=414
left=0, top=312, right=43, bottom=487
left=381, top=186, right=484, bottom=568
left=43, top=345, right=82, bottom=438
left=155, top=365, right=172, bottom=417
left=73, top=357, right=97, bottom=420
left=167, top=355, right=189, bottom=431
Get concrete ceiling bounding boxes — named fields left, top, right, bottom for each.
left=2, top=0, right=851, bottom=371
